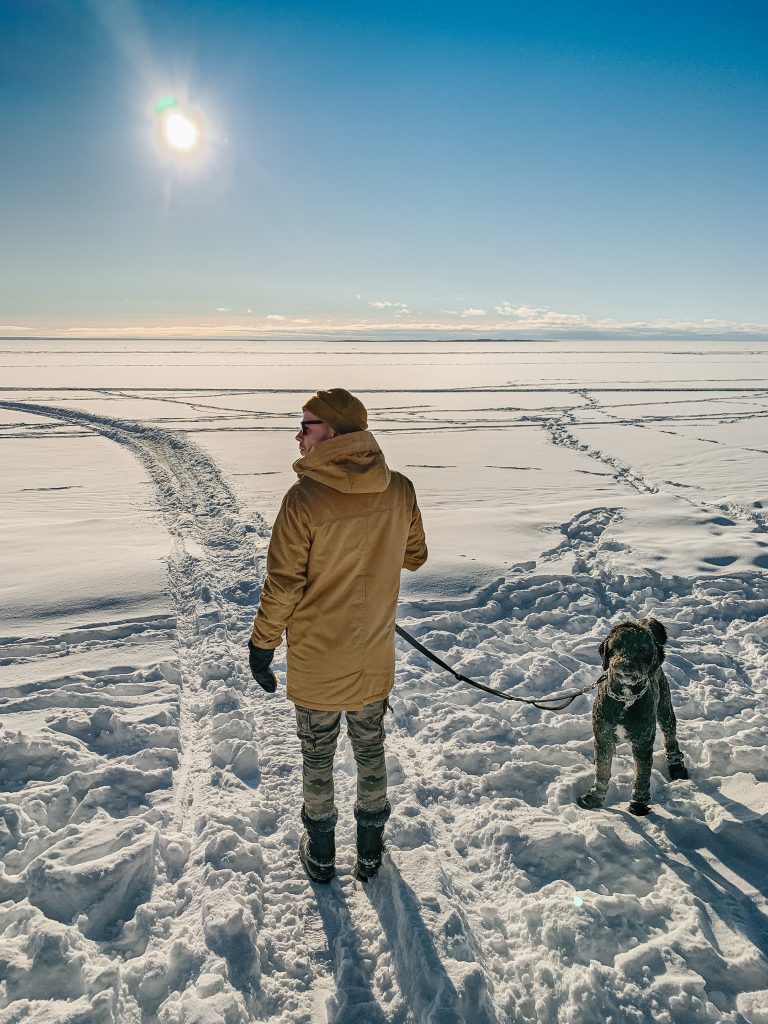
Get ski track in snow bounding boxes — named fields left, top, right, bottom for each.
left=1, top=396, right=768, bottom=1023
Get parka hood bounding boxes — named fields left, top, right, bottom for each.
left=293, top=430, right=391, bottom=494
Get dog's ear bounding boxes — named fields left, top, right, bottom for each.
left=645, top=617, right=667, bottom=646
left=643, top=617, right=667, bottom=662
left=599, top=637, right=610, bottom=670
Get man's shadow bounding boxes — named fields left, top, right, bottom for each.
left=313, top=858, right=494, bottom=1024
left=359, top=858, right=499, bottom=1024
left=312, top=881, right=390, bottom=1024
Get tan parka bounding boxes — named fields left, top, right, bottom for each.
left=250, top=430, right=427, bottom=710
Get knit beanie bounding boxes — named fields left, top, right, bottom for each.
left=303, top=388, right=368, bottom=434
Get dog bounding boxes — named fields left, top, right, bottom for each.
left=577, top=617, right=688, bottom=815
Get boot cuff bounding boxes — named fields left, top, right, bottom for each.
left=301, top=805, right=338, bottom=832
left=354, top=800, right=391, bottom=828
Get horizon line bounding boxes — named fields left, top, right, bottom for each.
left=3, top=333, right=768, bottom=344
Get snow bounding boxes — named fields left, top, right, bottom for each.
left=0, top=420, right=169, bottom=636
left=0, top=338, right=767, bottom=1023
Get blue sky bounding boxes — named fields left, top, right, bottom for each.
left=1, top=0, right=767, bottom=338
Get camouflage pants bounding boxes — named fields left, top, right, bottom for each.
left=295, top=700, right=388, bottom=820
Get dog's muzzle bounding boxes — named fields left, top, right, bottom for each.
left=606, top=661, right=656, bottom=706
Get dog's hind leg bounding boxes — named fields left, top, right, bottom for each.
left=656, top=669, right=688, bottom=780
left=577, top=720, right=615, bottom=810
left=628, top=729, right=655, bottom=815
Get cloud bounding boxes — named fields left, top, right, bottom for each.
left=357, top=293, right=412, bottom=315
left=492, top=302, right=624, bottom=330
left=4, top=305, right=768, bottom=340
left=367, top=299, right=410, bottom=314
left=494, top=302, right=519, bottom=316
left=483, top=302, right=768, bottom=338
left=493, top=303, right=590, bottom=324
left=214, top=307, right=231, bottom=313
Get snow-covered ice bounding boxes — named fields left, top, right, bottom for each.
left=1, top=338, right=767, bottom=1023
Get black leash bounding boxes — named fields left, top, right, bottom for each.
left=395, top=624, right=605, bottom=711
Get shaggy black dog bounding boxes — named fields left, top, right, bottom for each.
left=578, top=617, right=688, bottom=816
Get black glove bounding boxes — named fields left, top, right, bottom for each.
left=248, top=640, right=278, bottom=693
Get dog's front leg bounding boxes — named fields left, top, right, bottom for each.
left=577, top=713, right=616, bottom=810
left=628, top=725, right=655, bottom=816
left=656, top=669, right=688, bottom=780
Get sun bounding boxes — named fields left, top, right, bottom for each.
left=154, top=96, right=204, bottom=157
left=164, top=110, right=199, bottom=151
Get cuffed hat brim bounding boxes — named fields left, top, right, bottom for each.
left=304, top=388, right=368, bottom=434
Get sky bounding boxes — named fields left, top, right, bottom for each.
left=1, top=0, right=767, bottom=340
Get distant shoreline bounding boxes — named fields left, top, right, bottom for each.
left=3, top=335, right=768, bottom=344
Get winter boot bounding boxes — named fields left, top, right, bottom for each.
left=354, top=801, right=391, bottom=881
left=667, top=753, right=689, bottom=781
left=577, top=780, right=608, bottom=810
left=299, top=806, right=337, bottom=883
left=628, top=799, right=651, bottom=816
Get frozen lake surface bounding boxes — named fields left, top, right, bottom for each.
left=1, top=339, right=767, bottom=1023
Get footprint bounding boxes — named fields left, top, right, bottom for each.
left=702, top=555, right=738, bottom=566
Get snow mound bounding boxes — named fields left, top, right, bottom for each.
left=24, top=814, right=157, bottom=939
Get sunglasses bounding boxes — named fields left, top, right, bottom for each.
left=299, top=419, right=324, bottom=435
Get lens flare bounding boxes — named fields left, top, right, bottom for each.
left=155, top=95, right=179, bottom=115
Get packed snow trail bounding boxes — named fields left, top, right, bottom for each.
left=1, top=401, right=295, bottom=1020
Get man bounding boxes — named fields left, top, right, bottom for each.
left=248, top=388, right=428, bottom=882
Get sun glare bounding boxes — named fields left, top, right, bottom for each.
left=154, top=96, right=204, bottom=158
left=164, top=111, right=199, bottom=151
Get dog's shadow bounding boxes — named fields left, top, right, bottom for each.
left=624, top=797, right=768, bottom=960
left=665, top=781, right=768, bottom=900
left=695, top=777, right=767, bottom=826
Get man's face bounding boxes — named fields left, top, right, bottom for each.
left=296, top=408, right=336, bottom=456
